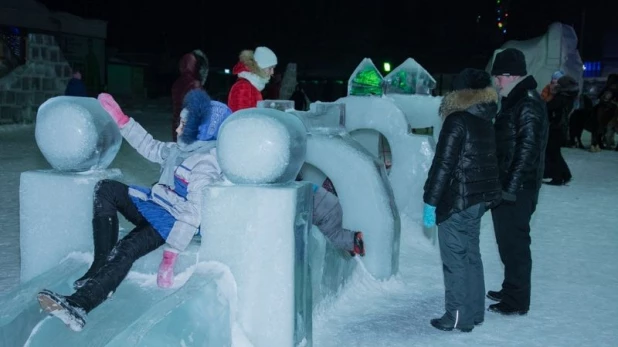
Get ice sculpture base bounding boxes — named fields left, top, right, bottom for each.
left=200, top=182, right=313, bottom=347
left=19, top=169, right=123, bottom=283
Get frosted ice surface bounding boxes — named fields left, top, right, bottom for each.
left=257, top=100, right=295, bottom=112
left=19, top=169, right=122, bottom=282
left=200, top=183, right=313, bottom=347
left=384, top=94, right=443, bottom=142
left=2, top=258, right=233, bottom=346
left=35, top=96, right=122, bottom=172
left=216, top=108, right=307, bottom=184
left=338, top=96, right=435, bottom=223
left=347, top=58, right=384, bottom=96
left=383, top=58, right=436, bottom=95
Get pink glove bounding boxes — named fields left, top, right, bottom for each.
left=98, top=93, right=129, bottom=128
left=157, top=249, right=178, bottom=288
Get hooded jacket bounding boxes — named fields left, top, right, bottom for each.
left=122, top=90, right=231, bottom=251
left=227, top=50, right=270, bottom=112
left=494, top=76, right=548, bottom=194
left=424, top=86, right=502, bottom=224
left=172, top=50, right=209, bottom=139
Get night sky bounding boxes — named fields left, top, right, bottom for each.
left=39, top=0, right=614, bottom=72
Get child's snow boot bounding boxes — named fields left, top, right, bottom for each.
left=157, top=249, right=178, bottom=288
left=37, top=289, right=87, bottom=332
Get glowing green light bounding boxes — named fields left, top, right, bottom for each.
left=384, top=62, right=391, bottom=72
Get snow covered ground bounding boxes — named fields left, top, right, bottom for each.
left=1, top=106, right=617, bottom=346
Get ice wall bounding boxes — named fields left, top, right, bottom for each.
left=19, top=169, right=122, bottom=283
left=487, top=22, right=584, bottom=91
left=35, top=96, right=122, bottom=172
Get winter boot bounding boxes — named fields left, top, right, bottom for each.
left=74, top=216, right=119, bottom=290
left=349, top=232, right=365, bottom=257
left=430, top=312, right=474, bottom=332
left=488, top=302, right=528, bottom=316
left=37, top=289, right=87, bottom=332
left=157, top=249, right=179, bottom=288
left=486, top=290, right=503, bottom=302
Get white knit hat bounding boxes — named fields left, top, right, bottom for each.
left=254, top=46, right=278, bottom=69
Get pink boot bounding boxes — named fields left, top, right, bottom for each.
left=157, top=249, right=178, bottom=288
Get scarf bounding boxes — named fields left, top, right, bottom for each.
left=158, top=140, right=217, bottom=187
left=238, top=71, right=270, bottom=91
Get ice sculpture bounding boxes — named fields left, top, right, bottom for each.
left=216, top=107, right=307, bottom=184
left=19, top=169, right=122, bottom=282
left=204, top=109, right=313, bottom=346
left=486, top=22, right=584, bottom=91
left=336, top=96, right=434, bottom=224
left=256, top=99, right=295, bottom=112
left=293, top=106, right=401, bottom=280
left=347, top=58, right=384, bottom=96
left=35, top=96, right=122, bottom=172
left=383, top=58, right=437, bottom=95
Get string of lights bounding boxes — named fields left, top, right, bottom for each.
left=496, top=0, right=508, bottom=35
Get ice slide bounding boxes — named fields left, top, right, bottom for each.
left=3, top=96, right=403, bottom=346
left=0, top=251, right=236, bottom=347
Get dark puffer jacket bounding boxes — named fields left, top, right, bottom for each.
left=494, top=76, right=549, bottom=194
left=424, top=87, right=502, bottom=224
left=547, top=76, right=579, bottom=131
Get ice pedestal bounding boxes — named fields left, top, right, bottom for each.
left=200, top=183, right=313, bottom=347
left=19, top=169, right=122, bottom=283
left=337, top=96, right=435, bottom=223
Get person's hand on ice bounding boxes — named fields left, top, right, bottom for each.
left=423, top=204, right=437, bottom=228
left=98, top=93, right=129, bottom=128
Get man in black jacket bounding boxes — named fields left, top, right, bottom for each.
left=487, top=48, right=549, bottom=315
left=423, top=68, right=502, bottom=332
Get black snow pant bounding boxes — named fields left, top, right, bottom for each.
left=491, top=188, right=538, bottom=311
left=69, top=180, right=165, bottom=313
left=438, top=203, right=486, bottom=327
left=544, top=128, right=572, bottom=181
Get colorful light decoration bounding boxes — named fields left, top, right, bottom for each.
left=496, top=0, right=508, bottom=35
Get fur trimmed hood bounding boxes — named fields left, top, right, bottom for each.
left=232, top=50, right=270, bottom=79
left=439, top=87, right=499, bottom=121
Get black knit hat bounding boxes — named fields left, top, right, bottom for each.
left=451, top=68, right=492, bottom=91
left=491, top=48, right=527, bottom=76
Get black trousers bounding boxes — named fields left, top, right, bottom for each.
left=491, top=189, right=538, bottom=310
left=544, top=128, right=572, bottom=181
left=70, top=180, right=165, bottom=313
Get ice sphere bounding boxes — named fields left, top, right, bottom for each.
left=347, top=58, right=384, bottom=96
left=200, top=182, right=313, bottom=347
left=337, top=96, right=435, bottom=224
left=35, top=96, right=122, bottom=172
left=19, top=169, right=122, bottom=283
left=383, top=58, right=437, bottom=95
left=216, top=108, right=307, bottom=184
left=256, top=99, right=295, bottom=111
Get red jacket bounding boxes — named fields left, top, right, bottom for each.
left=228, top=52, right=266, bottom=112
left=171, top=52, right=207, bottom=140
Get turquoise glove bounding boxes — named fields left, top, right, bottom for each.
left=423, top=204, right=437, bottom=228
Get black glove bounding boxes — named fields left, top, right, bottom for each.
left=501, top=191, right=516, bottom=204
